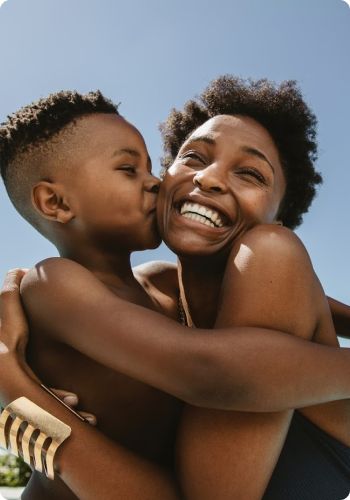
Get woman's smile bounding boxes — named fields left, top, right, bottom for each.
left=157, top=114, right=286, bottom=257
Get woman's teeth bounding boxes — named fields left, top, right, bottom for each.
left=180, top=202, right=224, bottom=228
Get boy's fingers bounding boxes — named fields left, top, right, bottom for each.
left=0, top=269, right=28, bottom=331
left=50, top=388, right=79, bottom=407
left=48, top=389, right=97, bottom=424
left=79, top=412, right=97, bottom=426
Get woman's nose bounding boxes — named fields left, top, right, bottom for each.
left=193, top=167, right=227, bottom=193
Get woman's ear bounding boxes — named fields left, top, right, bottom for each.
left=32, top=181, right=75, bottom=224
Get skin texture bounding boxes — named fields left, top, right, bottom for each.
left=156, top=116, right=350, bottom=498
left=1, top=114, right=350, bottom=498
left=157, top=115, right=286, bottom=260
left=15, top=114, right=185, bottom=499
left=0, top=272, right=180, bottom=500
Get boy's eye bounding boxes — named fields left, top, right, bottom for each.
left=118, top=165, right=136, bottom=174
left=237, top=167, right=267, bottom=184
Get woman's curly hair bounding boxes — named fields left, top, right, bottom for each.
left=160, top=76, right=322, bottom=229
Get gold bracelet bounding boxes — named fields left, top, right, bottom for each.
left=0, top=397, right=71, bottom=479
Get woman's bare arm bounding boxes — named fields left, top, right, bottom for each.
left=20, top=255, right=350, bottom=412
left=177, top=225, right=324, bottom=499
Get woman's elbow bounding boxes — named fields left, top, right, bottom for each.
left=175, top=347, right=247, bottom=410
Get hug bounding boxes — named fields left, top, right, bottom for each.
left=0, top=76, right=350, bottom=499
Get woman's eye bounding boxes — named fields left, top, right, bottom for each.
left=180, top=151, right=206, bottom=165
left=238, top=167, right=266, bottom=184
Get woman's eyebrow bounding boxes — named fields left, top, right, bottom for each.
left=241, top=146, right=275, bottom=173
left=184, top=134, right=216, bottom=147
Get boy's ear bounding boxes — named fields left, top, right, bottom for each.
left=32, top=181, right=75, bottom=224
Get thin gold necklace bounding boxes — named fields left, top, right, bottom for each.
left=177, top=260, right=195, bottom=327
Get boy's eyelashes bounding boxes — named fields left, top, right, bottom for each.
left=117, top=165, right=137, bottom=174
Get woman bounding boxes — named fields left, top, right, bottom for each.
left=1, top=76, right=350, bottom=499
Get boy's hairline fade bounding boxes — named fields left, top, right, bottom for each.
left=0, top=90, right=120, bottom=237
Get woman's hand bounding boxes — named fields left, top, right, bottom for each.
left=0, top=270, right=97, bottom=423
left=0, top=268, right=28, bottom=354
left=0, top=268, right=40, bottom=383
left=327, top=296, right=350, bottom=338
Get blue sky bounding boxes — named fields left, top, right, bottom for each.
left=0, top=0, right=349, bottom=319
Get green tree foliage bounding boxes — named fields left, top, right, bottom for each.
left=0, top=455, right=31, bottom=486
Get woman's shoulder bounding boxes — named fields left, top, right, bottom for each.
left=230, top=224, right=313, bottom=273
left=220, top=224, right=323, bottom=339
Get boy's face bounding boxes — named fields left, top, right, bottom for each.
left=61, top=114, right=160, bottom=252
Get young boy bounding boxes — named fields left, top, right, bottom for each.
left=0, top=90, right=183, bottom=499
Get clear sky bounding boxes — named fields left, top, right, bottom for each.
left=0, top=0, right=349, bottom=325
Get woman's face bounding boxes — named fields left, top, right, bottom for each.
left=157, top=114, right=286, bottom=258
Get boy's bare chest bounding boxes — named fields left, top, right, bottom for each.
left=27, top=334, right=182, bottom=466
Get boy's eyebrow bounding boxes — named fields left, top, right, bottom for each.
left=112, top=148, right=141, bottom=158
left=111, top=148, right=152, bottom=169
left=241, top=146, right=275, bottom=173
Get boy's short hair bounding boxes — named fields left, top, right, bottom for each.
left=160, top=76, right=322, bottom=229
left=0, top=90, right=119, bottom=231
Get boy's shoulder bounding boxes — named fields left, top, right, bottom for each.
left=20, top=257, right=106, bottom=310
left=21, top=257, right=93, bottom=291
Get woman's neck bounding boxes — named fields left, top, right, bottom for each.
left=179, top=256, right=228, bottom=328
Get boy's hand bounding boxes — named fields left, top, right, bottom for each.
left=49, top=388, right=97, bottom=425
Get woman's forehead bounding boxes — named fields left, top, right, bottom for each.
left=186, top=115, right=280, bottom=159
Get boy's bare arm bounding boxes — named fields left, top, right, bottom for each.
left=177, top=225, right=321, bottom=499
left=0, top=270, right=180, bottom=500
left=20, top=255, right=350, bottom=412
left=1, top=369, right=180, bottom=500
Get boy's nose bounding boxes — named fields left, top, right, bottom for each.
left=193, top=167, right=227, bottom=194
left=145, top=174, right=160, bottom=194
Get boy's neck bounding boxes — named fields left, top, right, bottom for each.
left=58, top=245, right=136, bottom=290
left=179, top=255, right=228, bottom=329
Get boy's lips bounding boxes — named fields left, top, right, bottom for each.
left=147, top=205, right=157, bottom=215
